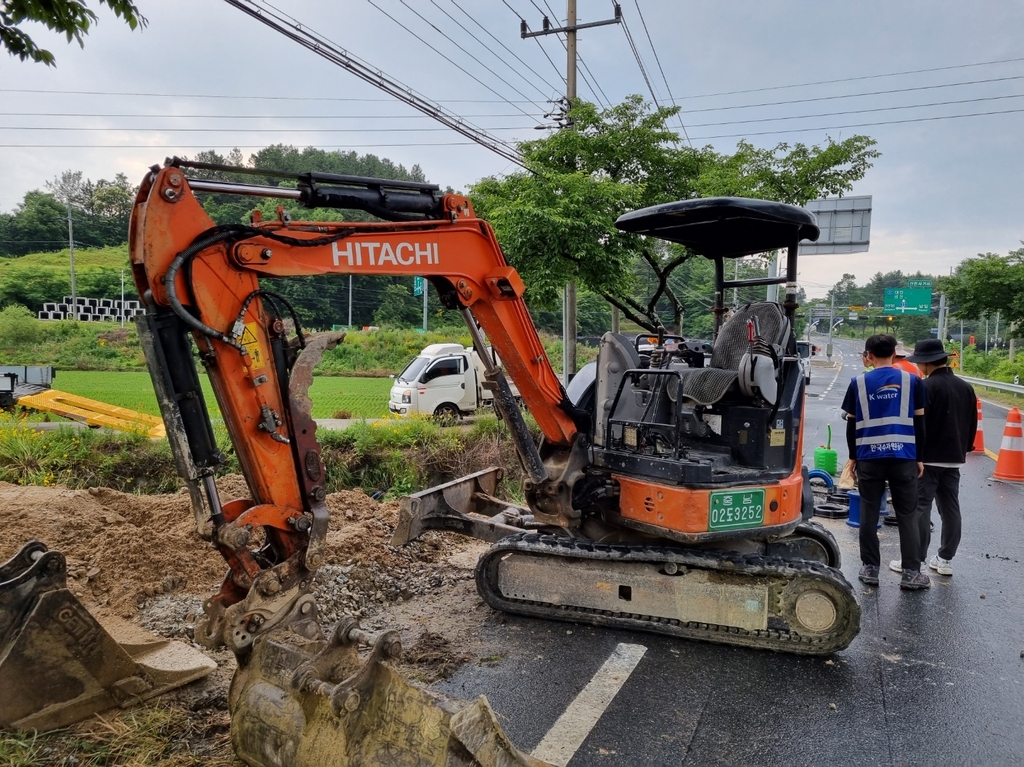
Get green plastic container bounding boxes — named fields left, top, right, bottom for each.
left=814, top=446, right=838, bottom=476
left=813, top=424, right=839, bottom=476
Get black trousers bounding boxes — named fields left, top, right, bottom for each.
left=916, top=465, right=962, bottom=561
left=857, top=458, right=921, bottom=571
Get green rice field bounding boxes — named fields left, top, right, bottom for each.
left=51, top=371, right=392, bottom=419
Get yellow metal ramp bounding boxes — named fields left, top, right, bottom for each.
left=17, top=390, right=166, bottom=438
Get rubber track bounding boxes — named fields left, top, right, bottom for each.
left=476, top=533, right=861, bottom=656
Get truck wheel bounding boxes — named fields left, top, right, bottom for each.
left=433, top=403, right=461, bottom=425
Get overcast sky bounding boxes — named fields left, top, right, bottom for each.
left=1, top=0, right=1023, bottom=298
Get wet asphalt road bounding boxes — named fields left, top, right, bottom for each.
left=434, top=337, right=1024, bottom=767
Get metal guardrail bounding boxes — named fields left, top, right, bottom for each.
left=959, top=374, right=1024, bottom=396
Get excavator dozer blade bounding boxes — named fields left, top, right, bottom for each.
left=231, top=616, right=550, bottom=767
left=0, top=541, right=216, bottom=731
left=392, top=467, right=531, bottom=546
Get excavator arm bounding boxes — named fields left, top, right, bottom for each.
left=130, top=161, right=580, bottom=627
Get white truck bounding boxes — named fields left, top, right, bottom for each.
left=388, top=343, right=519, bottom=420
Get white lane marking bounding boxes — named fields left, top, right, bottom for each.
left=816, top=347, right=845, bottom=399
left=531, top=642, right=647, bottom=766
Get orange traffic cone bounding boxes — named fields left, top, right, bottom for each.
left=973, top=397, right=985, bottom=453
left=993, top=407, right=1024, bottom=482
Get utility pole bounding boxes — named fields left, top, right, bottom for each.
left=348, top=275, right=353, bottom=328
left=937, top=292, right=947, bottom=342
left=66, top=203, right=77, bottom=321
left=523, top=1, right=621, bottom=385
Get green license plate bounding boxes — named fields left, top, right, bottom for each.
left=708, top=489, right=766, bottom=531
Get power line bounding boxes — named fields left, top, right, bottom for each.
left=0, top=126, right=534, bottom=133
left=627, top=0, right=691, bottom=146
left=427, top=0, right=557, bottom=101
left=675, top=55, right=1024, bottom=101
left=0, top=142, right=485, bottom=148
left=498, top=0, right=564, bottom=86
left=0, top=111, right=541, bottom=120
left=363, top=0, right=543, bottom=121
left=689, top=105, right=1024, bottom=141
left=683, top=92, right=1024, bottom=128
left=444, top=0, right=562, bottom=96
left=0, top=87, right=544, bottom=104
left=682, top=74, right=1024, bottom=114
left=398, top=0, right=549, bottom=105
left=619, top=14, right=659, bottom=108
left=220, top=0, right=524, bottom=167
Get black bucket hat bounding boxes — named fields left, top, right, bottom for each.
left=905, top=338, right=949, bottom=364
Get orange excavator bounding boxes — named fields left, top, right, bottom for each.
left=3, top=158, right=860, bottom=765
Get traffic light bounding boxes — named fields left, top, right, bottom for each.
left=887, top=316, right=894, bottom=322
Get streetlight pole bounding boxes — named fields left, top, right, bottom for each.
left=826, top=292, right=835, bottom=359
left=66, top=203, right=77, bottom=321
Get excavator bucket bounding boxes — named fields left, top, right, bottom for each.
left=0, top=541, right=216, bottom=731
left=231, top=616, right=549, bottom=767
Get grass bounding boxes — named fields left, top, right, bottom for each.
left=48, top=371, right=393, bottom=420
left=0, top=414, right=180, bottom=492
left=0, top=706, right=237, bottom=766
left=0, top=409, right=531, bottom=500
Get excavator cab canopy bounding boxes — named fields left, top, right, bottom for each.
left=614, top=197, right=819, bottom=258
left=616, top=197, right=820, bottom=336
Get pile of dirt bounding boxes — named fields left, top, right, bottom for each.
left=1, top=475, right=505, bottom=762
left=0, top=482, right=224, bottom=618
left=0, top=476, right=469, bottom=624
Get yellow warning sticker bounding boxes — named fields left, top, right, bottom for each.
left=240, top=322, right=266, bottom=369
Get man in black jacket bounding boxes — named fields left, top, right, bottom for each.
left=893, top=339, right=977, bottom=577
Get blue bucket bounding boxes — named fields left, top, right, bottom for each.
left=846, top=490, right=885, bottom=529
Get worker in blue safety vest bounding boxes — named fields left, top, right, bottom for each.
left=841, top=334, right=930, bottom=590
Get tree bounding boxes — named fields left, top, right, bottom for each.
left=1, top=191, right=67, bottom=256
left=1, top=0, right=145, bottom=65
left=373, top=284, right=421, bottom=328
left=471, top=95, right=880, bottom=332
left=943, top=248, right=1024, bottom=330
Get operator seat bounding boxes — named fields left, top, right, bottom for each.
left=678, top=302, right=790, bottom=406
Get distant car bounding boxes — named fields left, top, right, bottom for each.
left=796, top=341, right=813, bottom=385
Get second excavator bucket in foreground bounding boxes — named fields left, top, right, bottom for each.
left=231, top=616, right=549, bottom=767
left=0, top=541, right=216, bottom=731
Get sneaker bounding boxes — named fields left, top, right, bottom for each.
left=928, top=555, right=953, bottom=576
left=900, top=570, right=931, bottom=590
left=858, top=565, right=880, bottom=585
left=888, top=559, right=903, bottom=574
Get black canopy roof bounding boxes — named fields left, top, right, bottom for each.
left=615, top=197, right=819, bottom=259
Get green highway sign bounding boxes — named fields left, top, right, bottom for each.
left=908, top=279, right=933, bottom=288
left=413, top=276, right=425, bottom=297
left=884, top=287, right=932, bottom=315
